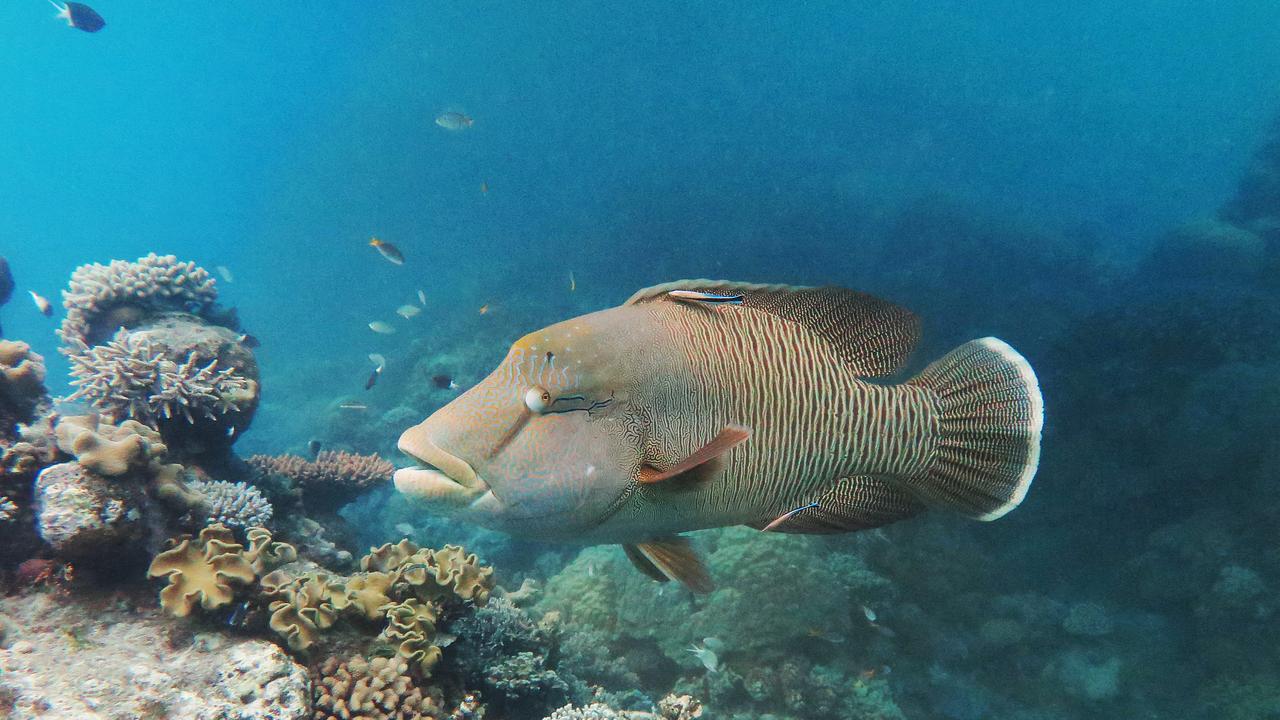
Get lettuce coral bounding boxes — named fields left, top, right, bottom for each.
left=147, top=523, right=260, bottom=617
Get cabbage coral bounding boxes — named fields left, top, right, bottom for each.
left=59, top=252, right=218, bottom=349
left=0, top=340, right=47, bottom=439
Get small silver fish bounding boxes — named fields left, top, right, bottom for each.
left=396, top=304, right=422, bottom=319
left=216, top=265, right=235, bottom=283
left=339, top=402, right=369, bottom=411
left=368, top=321, right=396, bottom=335
left=861, top=605, right=877, bottom=623
left=435, top=111, right=474, bottom=131
left=28, top=291, right=52, bottom=317
left=687, top=643, right=719, bottom=673
left=368, top=353, right=387, bottom=372
left=417, top=289, right=427, bottom=306
left=394, top=522, right=415, bottom=536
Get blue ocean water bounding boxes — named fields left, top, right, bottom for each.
left=2, top=2, right=1280, bottom=718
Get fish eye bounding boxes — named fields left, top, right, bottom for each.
left=524, top=386, right=553, bottom=413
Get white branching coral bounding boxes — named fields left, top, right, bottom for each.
left=194, top=480, right=273, bottom=530
left=59, top=253, right=218, bottom=349
left=67, top=329, right=253, bottom=425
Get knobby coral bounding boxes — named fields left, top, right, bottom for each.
left=0, top=340, right=47, bottom=438
left=312, top=654, right=453, bottom=720
left=59, top=253, right=218, bottom=349
left=67, top=328, right=255, bottom=426
left=247, top=450, right=395, bottom=513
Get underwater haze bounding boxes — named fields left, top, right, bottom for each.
left=1, top=1, right=1280, bottom=718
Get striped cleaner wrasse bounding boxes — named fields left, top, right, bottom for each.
left=395, top=280, right=1044, bottom=593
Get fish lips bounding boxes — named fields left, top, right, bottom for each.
left=395, top=432, right=490, bottom=508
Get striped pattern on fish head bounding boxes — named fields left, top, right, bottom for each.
left=395, top=307, right=651, bottom=539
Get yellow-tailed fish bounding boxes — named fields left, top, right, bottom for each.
left=369, top=237, right=405, bottom=265
left=396, top=304, right=422, bottom=319
left=394, top=280, right=1043, bottom=594
left=478, top=304, right=489, bottom=315
left=368, top=321, right=396, bottom=335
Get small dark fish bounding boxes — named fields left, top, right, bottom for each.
left=184, top=300, right=206, bottom=314
left=308, top=439, right=322, bottom=457
left=432, top=374, right=453, bottom=389
left=226, top=600, right=251, bottom=627
left=50, top=1, right=105, bottom=33
left=28, top=291, right=52, bottom=317
left=237, top=333, right=260, bottom=349
left=366, top=366, right=382, bottom=390
left=369, top=237, right=404, bottom=265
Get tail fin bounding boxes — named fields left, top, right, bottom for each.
left=906, top=337, right=1043, bottom=520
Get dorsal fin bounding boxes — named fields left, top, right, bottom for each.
left=626, top=279, right=920, bottom=377
left=750, top=475, right=925, bottom=534
left=625, top=537, right=714, bottom=594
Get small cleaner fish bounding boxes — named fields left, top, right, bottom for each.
left=394, top=280, right=1043, bottom=594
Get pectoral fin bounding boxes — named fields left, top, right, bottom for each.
left=624, top=537, right=714, bottom=594
left=638, top=424, right=751, bottom=484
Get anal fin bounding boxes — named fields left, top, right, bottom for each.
left=638, top=424, right=751, bottom=484
left=624, top=537, right=714, bottom=594
left=752, top=475, right=925, bottom=534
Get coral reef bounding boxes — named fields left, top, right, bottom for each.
left=0, top=340, right=46, bottom=440
left=58, top=253, right=259, bottom=456
left=195, top=479, right=274, bottom=530
left=248, top=450, right=395, bottom=514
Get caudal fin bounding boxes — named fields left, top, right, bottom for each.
left=906, top=337, right=1043, bottom=520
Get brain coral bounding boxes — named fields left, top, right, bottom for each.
left=247, top=451, right=395, bottom=513
left=67, top=328, right=255, bottom=427
left=312, top=654, right=448, bottom=720
left=0, top=340, right=47, bottom=438
left=59, top=253, right=218, bottom=348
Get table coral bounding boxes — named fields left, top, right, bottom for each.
left=247, top=450, right=395, bottom=514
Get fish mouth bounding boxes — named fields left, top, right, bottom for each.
left=395, top=429, right=489, bottom=507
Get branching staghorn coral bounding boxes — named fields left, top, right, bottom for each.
left=59, top=253, right=218, bottom=349
left=66, top=328, right=254, bottom=426
left=247, top=450, right=395, bottom=513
